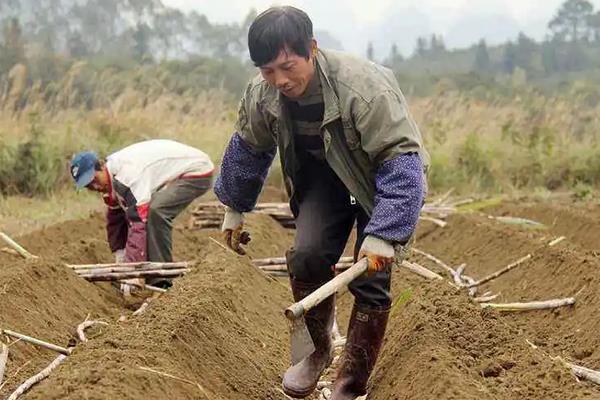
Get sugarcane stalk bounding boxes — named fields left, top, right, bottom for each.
left=6, top=354, right=68, bottom=400
left=121, top=281, right=167, bottom=294
left=401, top=261, right=444, bottom=280
left=452, top=263, right=466, bottom=286
left=1, top=247, right=21, bottom=257
left=566, top=361, right=600, bottom=385
left=73, top=265, right=188, bottom=275
left=0, top=343, right=8, bottom=386
left=492, top=216, right=545, bottom=229
left=449, top=198, right=475, bottom=207
left=76, top=321, right=109, bottom=343
left=317, top=381, right=332, bottom=390
left=463, top=275, right=478, bottom=297
left=411, top=248, right=456, bottom=275
left=2, top=330, right=71, bottom=355
left=418, top=216, right=447, bottom=228
left=428, top=188, right=454, bottom=206
left=0, top=232, right=38, bottom=259
left=67, top=261, right=192, bottom=270
left=259, top=261, right=354, bottom=273
left=253, top=257, right=353, bottom=267
left=548, top=236, right=566, bottom=247
left=133, top=300, right=151, bottom=316
left=259, top=264, right=288, bottom=272
left=473, top=294, right=500, bottom=303
left=468, top=254, right=532, bottom=288
left=481, top=297, right=575, bottom=311
left=421, top=206, right=456, bottom=214
left=78, top=268, right=190, bottom=281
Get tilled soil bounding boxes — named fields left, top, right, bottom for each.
left=0, top=197, right=599, bottom=399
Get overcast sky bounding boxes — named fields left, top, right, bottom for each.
left=163, top=0, right=600, bottom=57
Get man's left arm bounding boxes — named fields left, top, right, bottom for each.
left=112, top=179, right=151, bottom=263
left=354, top=90, right=427, bottom=269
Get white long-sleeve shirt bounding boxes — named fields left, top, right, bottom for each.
left=105, top=139, right=214, bottom=219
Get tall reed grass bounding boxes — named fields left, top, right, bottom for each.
left=0, top=86, right=598, bottom=197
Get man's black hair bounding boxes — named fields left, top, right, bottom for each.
left=248, top=6, right=313, bottom=67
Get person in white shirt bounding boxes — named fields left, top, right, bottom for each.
left=70, top=139, right=214, bottom=288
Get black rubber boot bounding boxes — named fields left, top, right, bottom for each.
left=282, top=279, right=335, bottom=398
left=330, top=303, right=390, bottom=400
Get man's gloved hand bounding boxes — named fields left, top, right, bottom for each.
left=114, top=249, right=126, bottom=264
left=358, top=235, right=395, bottom=276
left=221, top=208, right=251, bottom=255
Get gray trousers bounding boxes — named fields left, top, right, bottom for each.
left=286, top=160, right=392, bottom=308
left=147, top=177, right=212, bottom=264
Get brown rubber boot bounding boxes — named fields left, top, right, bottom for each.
left=282, top=279, right=335, bottom=398
left=330, top=303, right=390, bottom=400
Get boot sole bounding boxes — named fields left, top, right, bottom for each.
left=281, top=355, right=333, bottom=399
left=281, top=383, right=317, bottom=399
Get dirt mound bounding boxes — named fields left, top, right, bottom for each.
left=27, top=245, right=292, bottom=400
left=492, top=199, right=600, bottom=253
left=2, top=198, right=600, bottom=399
left=1, top=210, right=295, bottom=399
left=371, top=277, right=598, bottom=399
left=402, top=204, right=600, bottom=397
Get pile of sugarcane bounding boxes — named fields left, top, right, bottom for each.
left=187, top=190, right=476, bottom=231
left=188, top=202, right=294, bottom=230
left=66, top=261, right=193, bottom=281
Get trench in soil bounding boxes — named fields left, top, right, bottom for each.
left=0, top=198, right=598, bottom=399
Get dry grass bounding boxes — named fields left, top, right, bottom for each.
left=0, top=87, right=598, bottom=231
left=411, top=90, right=600, bottom=194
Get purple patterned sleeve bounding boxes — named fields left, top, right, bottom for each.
left=214, top=132, right=277, bottom=212
left=364, top=153, right=426, bottom=243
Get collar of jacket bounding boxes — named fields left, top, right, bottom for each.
left=263, top=49, right=341, bottom=126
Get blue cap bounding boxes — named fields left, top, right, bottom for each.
left=70, top=151, right=99, bottom=188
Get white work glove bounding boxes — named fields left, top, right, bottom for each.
left=358, top=235, right=395, bottom=276
left=221, top=208, right=250, bottom=255
left=114, top=249, right=126, bottom=263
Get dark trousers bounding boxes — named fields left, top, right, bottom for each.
left=147, top=177, right=212, bottom=263
left=286, top=161, right=392, bottom=308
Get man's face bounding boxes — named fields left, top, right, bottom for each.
left=86, top=168, right=110, bottom=193
left=259, top=41, right=317, bottom=98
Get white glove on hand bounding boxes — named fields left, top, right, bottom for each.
left=358, top=235, right=395, bottom=276
left=221, top=208, right=244, bottom=231
left=114, top=249, right=126, bottom=263
left=221, top=208, right=251, bottom=255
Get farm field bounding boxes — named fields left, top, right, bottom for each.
left=0, top=193, right=598, bottom=399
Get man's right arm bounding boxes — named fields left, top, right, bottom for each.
left=103, top=194, right=128, bottom=254
left=214, top=82, right=277, bottom=212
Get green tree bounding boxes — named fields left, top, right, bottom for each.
left=414, top=36, right=428, bottom=57
left=385, top=43, right=403, bottom=66
left=473, top=39, right=490, bottom=72
left=68, top=31, right=89, bottom=58
left=588, top=11, right=600, bottom=42
left=430, top=34, right=446, bottom=54
left=502, top=42, right=517, bottom=74
left=541, top=40, right=559, bottom=73
left=2, top=18, right=26, bottom=67
left=515, top=32, right=536, bottom=70
left=366, top=41, right=374, bottom=61
left=132, top=22, right=152, bottom=62
left=549, top=0, right=594, bottom=42
left=564, top=42, right=588, bottom=70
